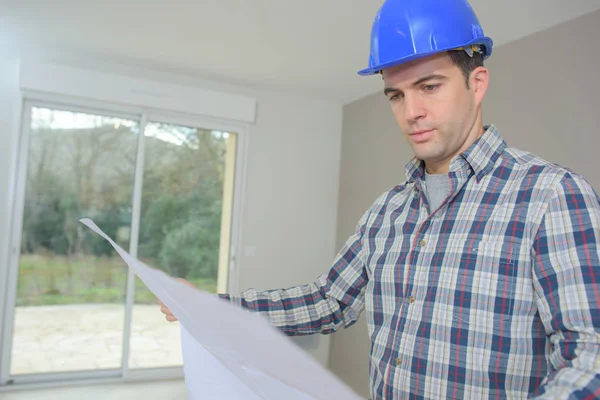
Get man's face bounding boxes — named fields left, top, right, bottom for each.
left=382, top=53, right=488, bottom=174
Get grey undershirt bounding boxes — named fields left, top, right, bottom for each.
left=424, top=172, right=451, bottom=212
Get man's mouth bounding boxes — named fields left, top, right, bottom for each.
left=409, top=129, right=434, bottom=143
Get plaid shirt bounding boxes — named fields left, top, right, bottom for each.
left=221, top=126, right=600, bottom=399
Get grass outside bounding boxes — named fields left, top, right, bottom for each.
left=17, top=254, right=217, bottom=306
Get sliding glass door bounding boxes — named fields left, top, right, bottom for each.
left=2, top=100, right=242, bottom=385
left=129, top=121, right=237, bottom=369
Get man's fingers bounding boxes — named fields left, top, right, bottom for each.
left=157, top=278, right=193, bottom=323
left=159, top=303, right=178, bottom=322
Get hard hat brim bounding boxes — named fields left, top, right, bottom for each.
left=357, top=37, right=493, bottom=76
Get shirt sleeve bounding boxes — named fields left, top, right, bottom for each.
left=218, top=205, right=373, bottom=336
left=531, top=172, right=600, bottom=399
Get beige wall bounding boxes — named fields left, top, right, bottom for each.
left=329, top=9, right=600, bottom=397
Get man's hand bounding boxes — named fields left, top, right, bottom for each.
left=156, top=278, right=196, bottom=322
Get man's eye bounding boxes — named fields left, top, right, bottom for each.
left=424, top=85, right=439, bottom=92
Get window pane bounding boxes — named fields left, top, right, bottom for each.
left=129, top=122, right=236, bottom=369
left=10, top=106, right=138, bottom=375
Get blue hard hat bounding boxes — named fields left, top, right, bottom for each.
left=358, top=0, right=493, bottom=76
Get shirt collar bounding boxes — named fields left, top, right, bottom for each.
left=404, top=125, right=506, bottom=183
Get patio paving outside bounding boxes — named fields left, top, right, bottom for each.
left=10, top=304, right=182, bottom=375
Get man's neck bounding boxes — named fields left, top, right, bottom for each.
left=424, top=124, right=487, bottom=174
left=425, top=164, right=449, bottom=175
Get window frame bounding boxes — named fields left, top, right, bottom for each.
left=0, top=65, right=251, bottom=390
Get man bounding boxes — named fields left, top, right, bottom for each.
left=159, top=0, right=600, bottom=398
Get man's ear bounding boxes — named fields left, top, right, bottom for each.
left=471, top=66, right=489, bottom=102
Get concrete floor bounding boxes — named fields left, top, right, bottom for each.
left=10, top=304, right=182, bottom=375
left=0, top=379, right=187, bottom=400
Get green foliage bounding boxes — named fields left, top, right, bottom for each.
left=139, top=194, right=222, bottom=280
left=17, top=254, right=217, bottom=305
left=136, top=125, right=226, bottom=281
left=159, top=201, right=222, bottom=279
left=21, top=170, right=79, bottom=255
left=17, top=117, right=230, bottom=306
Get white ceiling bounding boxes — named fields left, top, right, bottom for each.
left=2, top=0, right=600, bottom=104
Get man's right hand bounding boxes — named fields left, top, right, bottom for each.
left=156, top=278, right=196, bottom=322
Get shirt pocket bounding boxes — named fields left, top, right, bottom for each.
left=446, top=239, right=519, bottom=329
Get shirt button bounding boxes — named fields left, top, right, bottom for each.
left=419, top=239, right=426, bottom=247
left=408, top=296, right=415, bottom=304
left=394, top=357, right=402, bottom=366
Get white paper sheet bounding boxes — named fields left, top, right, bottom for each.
left=180, top=326, right=262, bottom=399
left=80, top=218, right=364, bottom=400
